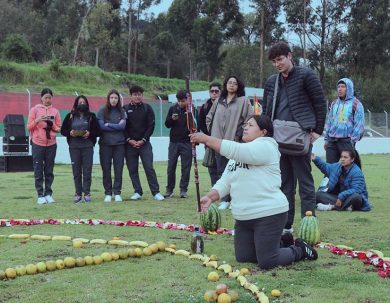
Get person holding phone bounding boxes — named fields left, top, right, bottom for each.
left=61, top=95, right=101, bottom=203
left=27, top=88, right=62, bottom=205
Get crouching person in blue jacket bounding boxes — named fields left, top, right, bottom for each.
left=311, top=149, right=371, bottom=211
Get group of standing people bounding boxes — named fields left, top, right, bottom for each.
left=26, top=40, right=371, bottom=271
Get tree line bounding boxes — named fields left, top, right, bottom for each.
left=0, top=0, right=389, bottom=109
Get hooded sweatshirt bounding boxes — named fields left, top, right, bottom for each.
left=212, top=137, right=289, bottom=220
left=27, top=103, right=61, bottom=147
left=324, top=78, right=365, bottom=143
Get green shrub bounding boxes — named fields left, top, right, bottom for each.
left=1, top=34, right=32, bottom=63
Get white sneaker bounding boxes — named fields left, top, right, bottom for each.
left=130, top=193, right=142, bottom=200
left=44, top=195, right=55, bottom=203
left=282, top=227, right=294, bottom=234
left=218, top=201, right=230, bottom=210
left=317, top=203, right=334, bottom=211
left=153, top=193, right=165, bottom=201
left=104, top=195, right=112, bottom=203
left=114, top=195, right=123, bottom=202
left=37, top=197, right=47, bottom=205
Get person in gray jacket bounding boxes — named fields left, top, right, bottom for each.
left=206, top=75, right=253, bottom=209
left=97, top=89, right=126, bottom=203
left=263, top=41, right=327, bottom=233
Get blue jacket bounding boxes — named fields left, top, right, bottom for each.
left=313, top=156, right=371, bottom=211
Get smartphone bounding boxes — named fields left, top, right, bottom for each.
left=46, top=115, right=55, bottom=121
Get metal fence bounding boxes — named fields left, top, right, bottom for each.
left=365, top=111, right=389, bottom=137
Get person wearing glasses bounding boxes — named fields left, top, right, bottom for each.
left=206, top=75, right=253, bottom=209
left=198, top=82, right=222, bottom=186
left=163, top=90, right=198, bottom=199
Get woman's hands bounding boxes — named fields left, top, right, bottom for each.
left=311, top=153, right=316, bottom=160
left=199, top=195, right=213, bottom=212
left=190, top=132, right=209, bottom=145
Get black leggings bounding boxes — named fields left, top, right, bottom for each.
left=234, top=212, right=303, bottom=269
left=316, top=191, right=363, bottom=210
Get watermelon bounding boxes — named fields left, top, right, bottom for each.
left=298, top=211, right=320, bottom=246
left=200, top=203, right=221, bottom=232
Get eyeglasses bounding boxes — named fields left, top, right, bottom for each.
left=227, top=81, right=238, bottom=86
left=210, top=89, right=220, bottom=93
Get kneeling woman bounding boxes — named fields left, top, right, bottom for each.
left=312, top=150, right=371, bottom=211
left=190, top=115, right=317, bottom=270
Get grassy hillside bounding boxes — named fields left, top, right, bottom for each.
left=0, top=60, right=210, bottom=98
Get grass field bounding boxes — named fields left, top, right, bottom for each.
left=0, top=154, right=389, bottom=303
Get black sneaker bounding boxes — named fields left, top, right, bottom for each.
left=280, top=232, right=294, bottom=248
left=163, top=191, right=174, bottom=198
left=180, top=191, right=188, bottom=198
left=295, top=238, right=318, bottom=260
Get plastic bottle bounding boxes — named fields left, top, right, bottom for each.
left=191, top=226, right=204, bottom=254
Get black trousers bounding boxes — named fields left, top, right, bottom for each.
left=316, top=191, right=363, bottom=210
left=208, top=164, right=219, bottom=186
left=32, top=143, right=57, bottom=197
left=125, top=141, right=160, bottom=196
left=234, top=212, right=303, bottom=269
left=326, top=139, right=354, bottom=163
left=69, top=146, right=94, bottom=195
left=99, top=144, right=125, bottom=195
left=166, top=142, right=192, bottom=192
left=280, top=146, right=316, bottom=229
left=215, top=153, right=231, bottom=202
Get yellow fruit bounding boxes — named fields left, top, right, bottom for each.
left=239, top=268, right=250, bottom=275
left=217, top=293, right=231, bottom=303
left=156, top=241, right=167, bottom=251
left=15, top=265, right=27, bottom=276
left=73, top=240, right=83, bottom=249
left=55, top=260, right=65, bottom=270
left=26, top=264, right=38, bottom=275
left=271, top=289, right=281, bottom=297
left=305, top=211, right=313, bottom=216
left=227, top=290, right=239, bottom=302
left=76, top=257, right=86, bottom=267
left=0, top=270, right=6, bottom=280
left=93, top=255, right=103, bottom=265
left=46, top=261, right=57, bottom=271
left=8, top=234, right=30, bottom=239
left=210, top=254, right=218, bottom=261
left=168, top=243, right=177, bottom=249
left=128, top=248, right=136, bottom=257
left=119, top=250, right=129, bottom=259
left=84, top=256, right=94, bottom=265
left=149, top=244, right=159, bottom=254
left=36, top=262, right=47, bottom=273
left=143, top=247, right=153, bottom=256
left=64, top=257, right=76, bottom=268
left=5, top=268, right=17, bottom=279
left=204, top=290, right=218, bottom=302
left=52, top=236, right=72, bottom=241
left=101, top=252, right=112, bottom=262
left=134, top=248, right=143, bottom=257
left=207, top=271, right=220, bottom=282
left=111, top=252, right=120, bottom=261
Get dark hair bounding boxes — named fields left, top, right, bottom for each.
left=129, top=85, right=144, bottom=95
left=220, top=75, right=245, bottom=99
left=251, top=115, right=273, bottom=137
left=341, top=149, right=362, bottom=169
left=105, top=89, right=125, bottom=121
left=209, top=82, right=221, bottom=90
left=41, top=88, right=53, bottom=97
left=71, top=95, right=90, bottom=115
left=268, top=41, right=292, bottom=60
left=176, top=89, right=187, bottom=100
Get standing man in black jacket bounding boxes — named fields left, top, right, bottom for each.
left=198, top=82, right=221, bottom=186
left=123, top=85, right=165, bottom=201
left=263, top=41, right=327, bottom=233
left=163, top=90, right=197, bottom=198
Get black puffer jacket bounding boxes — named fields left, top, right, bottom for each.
left=263, top=66, right=327, bottom=135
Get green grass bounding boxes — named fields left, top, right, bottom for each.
left=0, top=60, right=210, bottom=97
left=0, top=155, right=390, bottom=303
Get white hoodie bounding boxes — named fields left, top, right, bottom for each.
left=212, top=136, right=288, bottom=220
